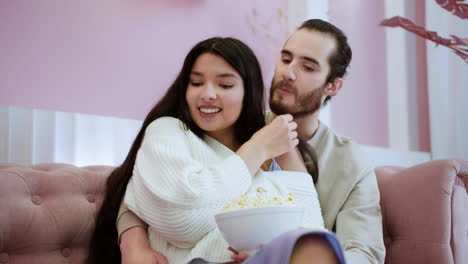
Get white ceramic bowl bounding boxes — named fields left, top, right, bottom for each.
left=214, top=206, right=304, bottom=253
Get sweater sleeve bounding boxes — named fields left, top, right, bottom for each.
left=124, top=117, right=252, bottom=248
left=336, top=167, right=386, bottom=264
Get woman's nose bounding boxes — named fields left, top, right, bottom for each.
left=200, top=84, right=217, bottom=101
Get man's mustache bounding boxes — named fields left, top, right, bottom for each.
left=272, top=80, right=298, bottom=96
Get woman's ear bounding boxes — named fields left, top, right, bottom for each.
left=324, top=78, right=343, bottom=96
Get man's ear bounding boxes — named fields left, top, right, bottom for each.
left=324, top=78, right=343, bottom=96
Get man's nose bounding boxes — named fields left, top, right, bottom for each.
left=282, top=64, right=296, bottom=81
left=200, top=84, right=217, bottom=101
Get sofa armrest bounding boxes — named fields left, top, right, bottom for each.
left=376, top=159, right=468, bottom=264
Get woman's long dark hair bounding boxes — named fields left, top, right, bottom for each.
left=298, top=140, right=319, bottom=183
left=88, top=37, right=267, bottom=263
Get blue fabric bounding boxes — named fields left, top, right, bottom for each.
left=244, top=229, right=346, bottom=264
left=189, top=229, right=345, bottom=264
left=268, top=158, right=281, bottom=171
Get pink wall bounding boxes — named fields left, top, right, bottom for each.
left=328, top=0, right=389, bottom=147
left=0, top=0, right=287, bottom=120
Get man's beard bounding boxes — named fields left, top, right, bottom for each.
left=269, top=79, right=326, bottom=119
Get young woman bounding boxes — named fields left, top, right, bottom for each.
left=89, top=37, right=344, bottom=264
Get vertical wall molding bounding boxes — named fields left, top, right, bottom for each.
left=9, top=107, right=34, bottom=165
left=32, top=109, right=55, bottom=164
left=384, top=0, right=412, bottom=151
left=0, top=105, right=10, bottom=163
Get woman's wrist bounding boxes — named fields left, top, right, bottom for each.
left=275, top=147, right=307, bottom=173
left=236, top=140, right=266, bottom=176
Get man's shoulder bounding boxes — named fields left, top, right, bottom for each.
left=317, top=124, right=352, bottom=150
left=319, top=128, right=373, bottom=174
left=264, top=111, right=275, bottom=124
left=329, top=131, right=363, bottom=155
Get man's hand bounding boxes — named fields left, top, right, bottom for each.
left=120, top=226, right=168, bottom=264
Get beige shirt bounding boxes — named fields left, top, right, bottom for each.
left=307, top=120, right=385, bottom=264
left=117, top=115, right=385, bottom=264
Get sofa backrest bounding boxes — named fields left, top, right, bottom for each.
left=0, top=163, right=113, bottom=264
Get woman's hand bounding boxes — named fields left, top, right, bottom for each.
left=237, top=114, right=298, bottom=176
left=251, top=114, right=298, bottom=160
left=121, top=247, right=168, bottom=264
left=228, top=246, right=250, bottom=263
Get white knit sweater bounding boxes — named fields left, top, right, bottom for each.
left=124, top=117, right=324, bottom=264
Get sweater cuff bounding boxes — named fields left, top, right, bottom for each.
left=117, top=201, right=148, bottom=243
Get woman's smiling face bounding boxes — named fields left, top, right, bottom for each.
left=186, top=53, right=244, bottom=141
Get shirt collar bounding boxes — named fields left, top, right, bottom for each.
left=307, top=120, right=327, bottom=148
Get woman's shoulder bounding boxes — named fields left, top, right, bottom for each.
left=146, top=116, right=187, bottom=134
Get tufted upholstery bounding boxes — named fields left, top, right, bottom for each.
left=0, top=163, right=113, bottom=264
left=0, top=160, right=467, bottom=264
left=376, top=159, right=468, bottom=264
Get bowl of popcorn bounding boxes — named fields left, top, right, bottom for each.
left=214, top=187, right=304, bottom=254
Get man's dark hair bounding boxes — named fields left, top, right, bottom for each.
left=299, top=19, right=352, bottom=105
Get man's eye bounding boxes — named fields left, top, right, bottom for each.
left=282, top=58, right=291, bottom=64
left=304, top=66, right=314, bottom=72
left=220, top=84, right=234, bottom=89
left=191, top=82, right=203, bottom=86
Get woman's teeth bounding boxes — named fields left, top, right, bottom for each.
left=200, top=108, right=221, bottom=114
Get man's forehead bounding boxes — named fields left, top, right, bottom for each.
left=283, top=29, right=336, bottom=62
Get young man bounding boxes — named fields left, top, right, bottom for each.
left=118, top=19, right=385, bottom=264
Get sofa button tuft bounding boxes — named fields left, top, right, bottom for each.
left=86, top=194, right=96, bottom=203
left=61, top=248, right=71, bottom=257
left=0, top=252, right=8, bottom=263
left=32, top=195, right=43, bottom=205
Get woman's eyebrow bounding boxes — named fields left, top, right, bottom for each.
left=190, top=71, right=203, bottom=76
left=191, top=71, right=238, bottom=79
left=217, top=73, right=239, bottom=79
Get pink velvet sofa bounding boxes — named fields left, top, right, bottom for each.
left=0, top=159, right=467, bottom=264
